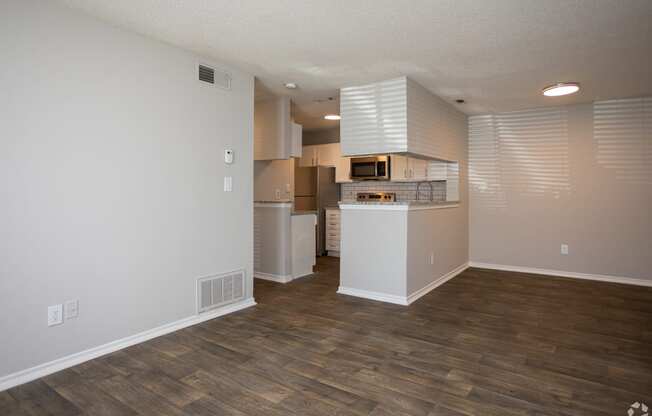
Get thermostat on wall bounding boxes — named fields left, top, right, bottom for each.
left=224, top=149, right=234, bottom=164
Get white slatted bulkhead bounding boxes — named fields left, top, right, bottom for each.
left=340, top=77, right=408, bottom=156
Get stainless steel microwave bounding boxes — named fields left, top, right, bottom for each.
left=350, top=155, right=390, bottom=180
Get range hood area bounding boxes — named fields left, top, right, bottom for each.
left=340, top=76, right=466, bottom=163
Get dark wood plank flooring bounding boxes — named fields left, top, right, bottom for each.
left=3, top=257, right=652, bottom=415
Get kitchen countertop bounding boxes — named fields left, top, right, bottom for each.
left=338, top=200, right=459, bottom=211
left=291, top=210, right=317, bottom=216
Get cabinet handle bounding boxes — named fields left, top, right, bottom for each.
left=404, top=168, right=407, bottom=178
left=409, top=168, right=413, bottom=178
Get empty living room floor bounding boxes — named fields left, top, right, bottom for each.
left=3, top=257, right=651, bottom=416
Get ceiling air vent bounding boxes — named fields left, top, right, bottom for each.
left=198, top=64, right=231, bottom=90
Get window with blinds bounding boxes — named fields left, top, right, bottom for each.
left=594, top=97, right=652, bottom=184
left=469, top=107, right=570, bottom=209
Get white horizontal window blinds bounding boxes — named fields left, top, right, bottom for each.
left=594, top=97, right=652, bottom=184
left=469, top=115, right=506, bottom=209
left=469, top=108, right=570, bottom=209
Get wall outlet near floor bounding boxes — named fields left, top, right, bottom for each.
left=48, top=304, right=63, bottom=327
left=429, top=252, right=435, bottom=265
left=561, top=244, right=569, bottom=255
left=64, top=299, right=79, bottom=320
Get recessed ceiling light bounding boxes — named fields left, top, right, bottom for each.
left=284, top=82, right=297, bottom=89
left=324, top=114, right=341, bottom=120
left=542, top=82, right=580, bottom=97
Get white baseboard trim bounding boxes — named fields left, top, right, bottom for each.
left=406, top=262, right=469, bottom=305
left=254, top=272, right=293, bottom=284
left=468, top=262, right=652, bottom=287
left=292, top=270, right=315, bottom=280
left=0, top=297, right=256, bottom=392
left=338, top=263, right=469, bottom=306
left=337, top=286, right=409, bottom=305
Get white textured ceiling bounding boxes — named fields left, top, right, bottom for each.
left=60, top=0, right=652, bottom=130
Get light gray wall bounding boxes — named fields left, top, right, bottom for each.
left=0, top=0, right=254, bottom=379
left=253, top=205, right=292, bottom=277
left=302, top=128, right=340, bottom=145
left=340, top=210, right=408, bottom=296
left=406, top=207, right=468, bottom=295
left=469, top=99, right=652, bottom=281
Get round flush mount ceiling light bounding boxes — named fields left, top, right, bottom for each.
left=542, top=82, right=580, bottom=97
left=284, top=82, right=298, bottom=89
left=324, top=114, right=341, bottom=120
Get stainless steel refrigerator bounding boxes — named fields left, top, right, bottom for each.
left=294, top=165, right=340, bottom=256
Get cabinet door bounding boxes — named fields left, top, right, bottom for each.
left=410, top=158, right=428, bottom=181
left=290, top=122, right=302, bottom=158
left=390, top=155, right=409, bottom=181
left=298, top=145, right=316, bottom=167
left=336, top=155, right=352, bottom=183
left=315, top=143, right=338, bottom=167
left=254, top=97, right=291, bottom=160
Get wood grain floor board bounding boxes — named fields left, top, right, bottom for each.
left=5, top=256, right=652, bottom=415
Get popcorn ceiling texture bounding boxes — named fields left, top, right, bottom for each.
left=341, top=181, right=446, bottom=202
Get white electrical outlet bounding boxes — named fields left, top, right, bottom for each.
left=561, top=244, right=569, bottom=255
left=48, top=304, right=63, bottom=327
left=223, top=176, right=233, bottom=192
left=429, top=253, right=435, bottom=265
left=64, top=300, right=79, bottom=320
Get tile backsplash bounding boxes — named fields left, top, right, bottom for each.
left=341, top=181, right=447, bottom=202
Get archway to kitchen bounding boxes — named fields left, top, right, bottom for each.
left=252, top=83, right=343, bottom=294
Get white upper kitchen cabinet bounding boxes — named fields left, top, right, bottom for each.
left=298, top=143, right=340, bottom=167
left=315, top=143, right=339, bottom=167
left=340, top=77, right=466, bottom=161
left=290, top=122, right=303, bottom=158
left=335, top=147, right=352, bottom=183
left=254, top=96, right=292, bottom=160
left=390, top=155, right=428, bottom=182
left=298, top=145, right=318, bottom=167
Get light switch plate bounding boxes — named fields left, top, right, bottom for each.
left=64, top=299, right=79, bottom=320
left=224, top=176, right=233, bottom=192
left=48, top=304, right=63, bottom=327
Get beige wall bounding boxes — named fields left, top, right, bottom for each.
left=254, top=159, right=294, bottom=201
left=469, top=98, right=652, bottom=282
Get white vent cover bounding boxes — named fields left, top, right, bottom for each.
left=198, top=64, right=231, bottom=90
left=197, top=270, right=245, bottom=313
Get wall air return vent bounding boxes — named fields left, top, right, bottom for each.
left=198, top=64, right=231, bottom=90
left=197, top=270, right=245, bottom=313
